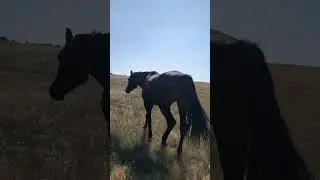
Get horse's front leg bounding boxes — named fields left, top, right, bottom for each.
left=143, top=101, right=153, bottom=139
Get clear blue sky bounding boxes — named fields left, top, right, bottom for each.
left=110, top=0, right=210, bottom=82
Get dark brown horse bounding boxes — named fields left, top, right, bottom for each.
left=211, top=39, right=313, bottom=180
left=125, top=70, right=210, bottom=155
left=49, top=27, right=110, bottom=138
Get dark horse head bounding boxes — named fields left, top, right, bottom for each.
left=125, top=70, right=158, bottom=93
left=49, top=27, right=109, bottom=101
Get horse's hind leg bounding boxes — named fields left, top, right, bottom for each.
left=159, top=105, right=176, bottom=146
left=177, top=100, right=189, bottom=155
left=143, top=101, right=153, bottom=139
left=143, top=119, right=148, bottom=129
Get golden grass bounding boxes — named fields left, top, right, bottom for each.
left=0, top=44, right=108, bottom=180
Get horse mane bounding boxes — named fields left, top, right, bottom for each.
left=236, top=39, right=261, bottom=50
left=212, top=38, right=259, bottom=47
left=133, top=71, right=159, bottom=83
left=90, top=30, right=108, bottom=36
left=74, top=30, right=108, bottom=40
left=212, top=39, right=266, bottom=67
left=71, top=31, right=109, bottom=49
left=147, top=71, right=158, bottom=76
left=134, top=71, right=158, bottom=76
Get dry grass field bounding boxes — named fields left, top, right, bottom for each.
left=0, top=43, right=319, bottom=179
left=0, top=44, right=108, bottom=180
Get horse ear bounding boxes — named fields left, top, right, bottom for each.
left=65, top=27, right=73, bottom=44
left=130, top=70, right=132, bottom=75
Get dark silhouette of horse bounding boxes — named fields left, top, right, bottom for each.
left=125, top=70, right=210, bottom=155
left=49, top=27, right=110, bottom=138
left=211, top=39, right=313, bottom=180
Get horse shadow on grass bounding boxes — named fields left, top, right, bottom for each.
left=110, top=129, right=188, bottom=179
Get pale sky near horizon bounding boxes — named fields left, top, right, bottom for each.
left=110, top=0, right=210, bottom=82
left=212, top=0, right=320, bottom=66
left=0, top=0, right=109, bottom=45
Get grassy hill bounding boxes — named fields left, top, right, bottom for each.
left=0, top=43, right=319, bottom=179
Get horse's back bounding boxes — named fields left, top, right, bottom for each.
left=156, top=71, right=192, bottom=84
left=146, top=71, right=190, bottom=82
left=143, top=71, right=193, bottom=105
left=162, top=70, right=185, bottom=77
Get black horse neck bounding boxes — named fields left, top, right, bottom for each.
left=87, top=57, right=108, bottom=88
left=86, top=35, right=109, bottom=89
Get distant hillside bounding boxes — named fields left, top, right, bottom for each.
left=0, top=36, right=61, bottom=47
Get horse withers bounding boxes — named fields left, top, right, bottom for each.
left=49, top=27, right=110, bottom=138
left=125, top=70, right=210, bottom=155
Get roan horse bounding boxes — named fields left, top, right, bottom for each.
left=211, top=39, right=313, bottom=180
left=49, top=27, right=110, bottom=138
left=125, top=70, right=210, bottom=155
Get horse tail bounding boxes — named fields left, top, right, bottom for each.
left=185, top=76, right=210, bottom=144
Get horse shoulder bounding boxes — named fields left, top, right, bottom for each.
left=141, top=88, right=152, bottom=102
left=142, top=79, right=155, bottom=96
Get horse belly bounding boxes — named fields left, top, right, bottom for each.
left=147, top=78, right=185, bottom=105
left=155, top=87, right=181, bottom=105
